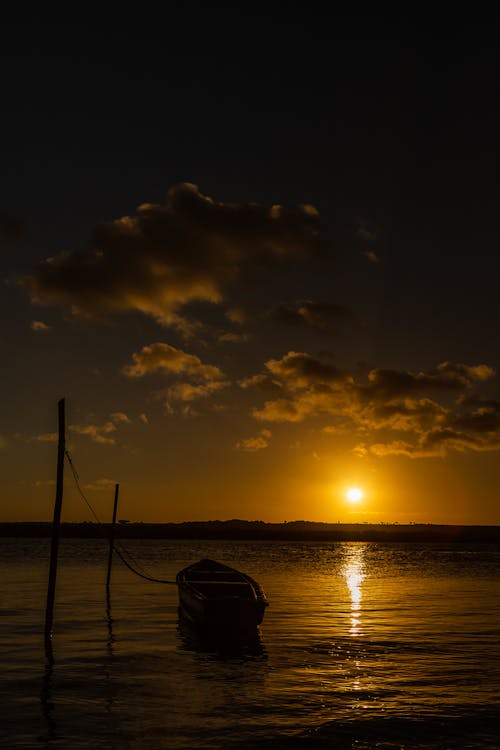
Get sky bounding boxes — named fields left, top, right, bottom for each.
left=2, top=15, right=500, bottom=525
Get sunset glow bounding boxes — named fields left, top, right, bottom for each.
left=3, top=19, right=500, bottom=750
left=2, top=20, right=500, bottom=529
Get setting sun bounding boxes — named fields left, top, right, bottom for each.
left=346, top=487, right=364, bottom=503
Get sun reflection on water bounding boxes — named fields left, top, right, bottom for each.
left=343, top=546, right=365, bottom=637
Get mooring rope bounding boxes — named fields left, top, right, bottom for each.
left=65, top=450, right=177, bottom=586
left=111, top=546, right=177, bottom=584
left=65, top=451, right=156, bottom=578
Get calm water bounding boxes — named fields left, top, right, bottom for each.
left=1, top=538, right=500, bottom=749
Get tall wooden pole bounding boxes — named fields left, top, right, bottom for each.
left=106, top=483, right=119, bottom=591
left=44, top=398, right=65, bottom=658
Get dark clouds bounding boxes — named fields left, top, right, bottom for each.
left=15, top=177, right=500, bottom=462
left=243, top=352, right=499, bottom=456
left=269, top=300, right=358, bottom=334
left=363, top=363, right=493, bottom=400
left=18, top=183, right=320, bottom=335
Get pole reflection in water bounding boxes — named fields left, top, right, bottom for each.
left=40, top=657, right=57, bottom=747
left=104, top=591, right=116, bottom=715
left=342, top=545, right=365, bottom=637
left=105, top=591, right=115, bottom=658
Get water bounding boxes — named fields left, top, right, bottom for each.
left=1, top=538, right=500, bottom=748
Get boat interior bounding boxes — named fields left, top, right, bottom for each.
left=185, top=580, right=257, bottom=599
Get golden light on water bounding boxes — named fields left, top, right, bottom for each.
left=343, top=546, right=365, bottom=637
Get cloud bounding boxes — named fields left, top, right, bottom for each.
left=83, top=477, right=118, bottom=491
left=253, top=398, right=309, bottom=423
left=124, top=342, right=229, bottom=413
left=239, top=373, right=283, bottom=394
left=109, top=412, right=131, bottom=424
left=245, top=351, right=499, bottom=457
left=236, top=428, right=272, bottom=452
left=18, top=183, right=319, bottom=334
left=69, top=421, right=118, bottom=445
left=363, top=362, right=494, bottom=401
left=166, top=379, right=228, bottom=403
left=246, top=351, right=355, bottom=422
left=68, top=411, right=132, bottom=445
left=355, top=220, right=376, bottom=242
left=28, top=432, right=58, bottom=443
left=362, top=250, right=380, bottom=263
left=355, top=218, right=380, bottom=263
left=30, top=320, right=51, bottom=332
left=357, top=408, right=500, bottom=458
left=264, top=351, right=352, bottom=389
left=226, top=307, right=247, bottom=324
left=217, top=331, right=251, bottom=344
left=123, top=342, right=224, bottom=381
left=355, top=397, right=449, bottom=434
left=269, top=300, right=357, bottom=334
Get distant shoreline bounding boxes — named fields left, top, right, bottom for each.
left=1, top=521, right=500, bottom=543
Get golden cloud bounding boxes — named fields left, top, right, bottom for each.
left=246, top=352, right=500, bottom=457
left=124, top=342, right=229, bottom=413
left=67, top=411, right=132, bottom=445
left=30, top=320, right=51, bottom=332
left=235, top=428, right=272, bottom=452
left=123, top=342, right=224, bottom=381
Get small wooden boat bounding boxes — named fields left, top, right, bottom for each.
left=176, top=558, right=268, bottom=631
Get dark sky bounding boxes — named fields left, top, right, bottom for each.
left=2, top=15, right=500, bottom=524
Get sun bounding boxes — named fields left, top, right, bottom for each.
left=346, top=487, right=364, bottom=503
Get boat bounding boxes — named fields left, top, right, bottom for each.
left=176, top=558, right=268, bottom=632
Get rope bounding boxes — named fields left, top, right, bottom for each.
left=65, top=450, right=102, bottom=525
left=112, top=546, right=176, bottom=584
left=65, top=450, right=177, bottom=586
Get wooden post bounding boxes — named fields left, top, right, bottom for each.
left=44, top=398, right=65, bottom=658
left=106, top=483, right=119, bottom=591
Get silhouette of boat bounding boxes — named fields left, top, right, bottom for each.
left=176, top=558, right=268, bottom=631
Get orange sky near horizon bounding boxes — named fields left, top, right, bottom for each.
left=3, top=393, right=500, bottom=526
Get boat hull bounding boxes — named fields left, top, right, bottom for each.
left=176, top=558, right=268, bottom=632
